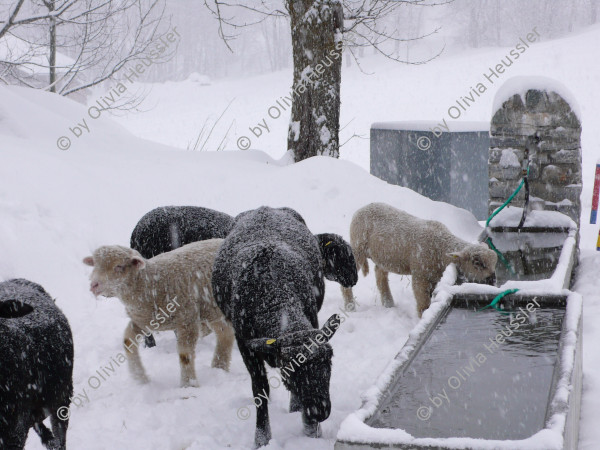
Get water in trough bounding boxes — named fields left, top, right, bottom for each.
left=368, top=303, right=565, bottom=440
left=486, top=229, right=570, bottom=285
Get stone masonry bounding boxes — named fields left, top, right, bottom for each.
left=489, top=88, right=582, bottom=226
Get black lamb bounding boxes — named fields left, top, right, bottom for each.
left=0, top=279, right=74, bottom=450
left=315, top=232, right=358, bottom=291
left=212, top=206, right=343, bottom=448
left=130, top=205, right=234, bottom=259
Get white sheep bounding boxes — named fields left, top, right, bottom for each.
left=341, top=203, right=497, bottom=316
left=83, top=238, right=235, bottom=387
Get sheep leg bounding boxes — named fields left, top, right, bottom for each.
left=412, top=276, right=434, bottom=318
left=1, top=417, right=28, bottom=450
left=123, top=321, right=149, bottom=384
left=35, top=414, right=67, bottom=450
left=33, top=421, right=59, bottom=450
left=50, top=410, right=68, bottom=450
left=375, top=265, right=394, bottom=307
left=239, top=343, right=271, bottom=448
left=176, top=323, right=200, bottom=387
left=289, top=392, right=302, bottom=413
left=144, top=334, right=156, bottom=348
left=208, top=320, right=234, bottom=371
left=200, top=322, right=213, bottom=337
left=302, top=414, right=321, bottom=438
left=2, top=432, right=28, bottom=450
left=341, top=286, right=356, bottom=307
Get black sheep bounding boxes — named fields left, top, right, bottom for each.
left=130, top=205, right=234, bottom=259
left=315, top=233, right=358, bottom=290
left=0, top=279, right=74, bottom=450
left=212, top=206, right=343, bottom=447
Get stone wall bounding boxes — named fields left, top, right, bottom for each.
left=489, top=88, right=582, bottom=226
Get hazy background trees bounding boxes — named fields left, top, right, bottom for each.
left=2, top=0, right=597, bottom=90
left=0, top=0, right=169, bottom=99
left=155, top=0, right=600, bottom=82
left=3, top=0, right=596, bottom=162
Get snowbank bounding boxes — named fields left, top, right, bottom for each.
left=1, top=85, right=483, bottom=450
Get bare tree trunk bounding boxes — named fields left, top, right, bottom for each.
left=495, top=1, right=501, bottom=45
left=205, top=0, right=440, bottom=163
left=287, top=0, right=343, bottom=162
left=468, top=5, right=478, bottom=48
left=568, top=0, right=576, bottom=32
left=45, top=0, right=57, bottom=92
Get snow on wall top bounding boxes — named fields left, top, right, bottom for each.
left=488, top=206, right=577, bottom=230
left=491, top=76, right=581, bottom=120
left=371, top=121, right=489, bottom=132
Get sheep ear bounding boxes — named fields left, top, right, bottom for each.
left=316, top=233, right=345, bottom=266
left=316, top=234, right=336, bottom=269
left=471, top=254, right=485, bottom=269
left=247, top=338, right=280, bottom=355
left=131, top=257, right=145, bottom=270
left=83, top=256, right=94, bottom=266
left=316, top=234, right=337, bottom=251
left=447, top=251, right=463, bottom=260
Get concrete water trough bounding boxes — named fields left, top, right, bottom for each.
left=484, top=207, right=578, bottom=288
left=335, top=215, right=582, bottom=450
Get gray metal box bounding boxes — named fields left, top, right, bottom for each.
left=370, top=121, right=489, bottom=220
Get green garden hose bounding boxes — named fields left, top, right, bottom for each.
left=478, top=288, right=520, bottom=314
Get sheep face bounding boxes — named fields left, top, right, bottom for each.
left=248, top=314, right=341, bottom=428
left=448, top=244, right=497, bottom=285
left=315, top=233, right=359, bottom=288
left=284, top=344, right=333, bottom=425
left=83, top=246, right=146, bottom=297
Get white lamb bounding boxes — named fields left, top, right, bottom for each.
left=341, top=203, right=497, bottom=316
left=83, top=238, right=235, bottom=387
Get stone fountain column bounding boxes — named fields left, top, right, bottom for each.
left=489, top=77, right=582, bottom=227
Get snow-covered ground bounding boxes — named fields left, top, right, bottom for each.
left=1, top=22, right=599, bottom=450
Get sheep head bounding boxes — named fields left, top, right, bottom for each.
left=447, top=244, right=497, bottom=285
left=315, top=234, right=358, bottom=288
left=247, top=314, right=341, bottom=425
left=83, top=246, right=146, bottom=298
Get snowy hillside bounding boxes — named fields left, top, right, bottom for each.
left=1, top=84, right=483, bottom=450
left=2, top=23, right=600, bottom=450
